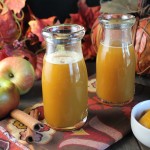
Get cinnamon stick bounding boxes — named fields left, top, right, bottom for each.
left=10, top=109, right=43, bottom=132
left=25, top=127, right=34, bottom=144
left=25, top=109, right=39, bottom=144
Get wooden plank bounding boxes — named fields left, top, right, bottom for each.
left=106, top=132, right=140, bottom=150
left=135, top=75, right=150, bottom=87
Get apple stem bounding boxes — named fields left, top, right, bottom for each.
left=23, top=56, right=29, bottom=61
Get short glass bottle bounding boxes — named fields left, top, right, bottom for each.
left=96, top=14, right=136, bottom=106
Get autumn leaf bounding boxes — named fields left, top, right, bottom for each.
left=42, top=16, right=57, bottom=26
left=4, top=0, right=26, bottom=14
left=0, top=10, right=19, bottom=46
left=68, top=0, right=100, bottom=30
left=29, top=16, right=57, bottom=42
left=82, top=34, right=96, bottom=59
left=91, top=18, right=103, bottom=52
left=139, top=31, right=146, bottom=55
left=0, top=1, right=8, bottom=15
left=0, top=48, right=8, bottom=60
left=78, top=0, right=100, bottom=28
left=29, top=19, right=45, bottom=42
left=69, top=13, right=86, bottom=28
left=35, top=52, right=45, bottom=80
left=66, top=0, right=100, bottom=60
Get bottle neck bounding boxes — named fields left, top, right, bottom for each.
left=45, top=41, right=83, bottom=56
left=101, top=27, right=133, bottom=47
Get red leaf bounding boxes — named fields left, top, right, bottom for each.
left=78, top=0, right=100, bottom=28
left=29, top=16, right=57, bottom=42
left=35, top=52, right=45, bottom=80
left=42, top=16, right=56, bottom=26
left=68, top=0, right=100, bottom=30
left=91, top=18, right=103, bottom=52
left=29, top=19, right=45, bottom=42
left=69, top=13, right=86, bottom=28
left=0, top=49, right=7, bottom=60
left=139, top=32, right=146, bottom=55
left=135, top=28, right=146, bottom=56
left=4, top=0, right=26, bottom=14
left=0, top=2, right=8, bottom=15
left=82, top=34, right=96, bottom=59
left=0, top=10, right=19, bottom=45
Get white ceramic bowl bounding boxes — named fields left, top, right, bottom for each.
left=131, top=100, right=150, bottom=148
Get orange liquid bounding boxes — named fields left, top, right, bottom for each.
left=42, top=51, right=88, bottom=129
left=96, top=43, right=135, bottom=105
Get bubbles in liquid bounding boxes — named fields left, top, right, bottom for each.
left=45, top=51, right=82, bottom=64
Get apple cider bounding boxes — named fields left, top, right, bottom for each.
left=96, top=42, right=136, bottom=105
left=42, top=51, right=88, bottom=130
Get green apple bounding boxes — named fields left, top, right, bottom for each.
left=0, top=57, right=35, bottom=95
left=0, top=77, right=20, bottom=119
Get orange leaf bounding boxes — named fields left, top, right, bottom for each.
left=135, top=28, right=146, bottom=56
left=42, top=16, right=56, bottom=26
left=0, top=2, right=8, bottom=15
left=82, top=34, right=96, bottom=59
left=139, top=32, right=146, bottom=55
left=78, top=0, right=100, bottom=28
left=4, top=0, right=26, bottom=14
left=29, top=19, right=45, bottom=42
left=29, top=16, right=57, bottom=42
left=70, top=13, right=86, bottom=28
left=0, top=10, right=19, bottom=45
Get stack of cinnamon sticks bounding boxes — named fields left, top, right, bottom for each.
left=10, top=109, right=45, bottom=144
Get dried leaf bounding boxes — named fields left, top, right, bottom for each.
left=67, top=0, right=100, bottom=60
left=91, top=19, right=103, bottom=52
left=101, top=0, right=138, bottom=14
left=0, top=2, right=8, bottom=15
left=35, top=52, right=44, bottom=80
left=4, top=0, right=26, bottom=14
left=28, top=16, right=57, bottom=42
left=135, top=28, right=144, bottom=52
left=0, top=10, right=19, bottom=46
left=78, top=0, right=100, bottom=28
left=69, top=13, right=86, bottom=28
left=135, top=26, right=147, bottom=56
left=139, top=32, right=146, bottom=55
left=0, top=49, right=7, bottom=60
left=135, top=17, right=150, bottom=75
left=29, top=19, right=45, bottom=42
left=68, top=0, right=100, bottom=30
left=82, top=34, right=96, bottom=59
left=42, top=16, right=56, bottom=26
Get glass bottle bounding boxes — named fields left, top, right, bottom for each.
left=96, top=14, right=136, bottom=106
left=42, top=24, right=88, bottom=130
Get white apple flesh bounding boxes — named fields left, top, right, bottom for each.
left=0, top=57, right=35, bottom=95
left=0, top=77, right=20, bottom=119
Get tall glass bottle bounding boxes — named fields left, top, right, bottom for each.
left=96, top=14, right=136, bottom=106
left=42, top=24, right=88, bottom=130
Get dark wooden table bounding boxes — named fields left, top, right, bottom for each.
left=20, top=59, right=150, bottom=150
left=85, top=59, right=150, bottom=150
